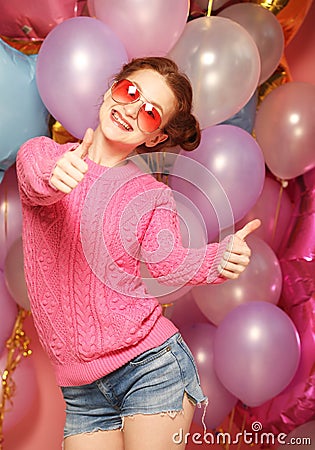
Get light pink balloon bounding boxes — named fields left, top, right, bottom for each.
left=4, top=237, right=30, bottom=311
left=169, top=16, right=260, bottom=129
left=255, top=81, right=315, bottom=180
left=214, top=302, right=301, bottom=407
left=0, top=165, right=23, bottom=270
left=219, top=3, right=284, bottom=84
left=0, top=0, right=86, bottom=40
left=0, top=271, right=18, bottom=356
left=192, top=235, right=282, bottom=325
left=180, top=323, right=238, bottom=429
left=0, top=352, right=38, bottom=432
left=236, top=176, right=294, bottom=253
left=93, top=0, right=189, bottom=59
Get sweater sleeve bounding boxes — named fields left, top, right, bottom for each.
left=16, top=136, right=75, bottom=206
left=140, top=185, right=230, bottom=286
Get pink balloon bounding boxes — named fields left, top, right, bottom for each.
left=93, top=0, right=189, bottom=59
left=255, top=81, right=315, bottom=180
left=193, top=235, right=282, bottom=325
left=169, top=16, right=260, bottom=129
left=169, top=291, right=209, bottom=330
left=4, top=237, right=30, bottom=311
left=0, top=271, right=18, bottom=356
left=0, top=165, right=23, bottom=270
left=0, top=0, right=87, bottom=40
left=180, top=323, right=238, bottom=429
left=214, top=302, right=301, bottom=407
left=219, top=3, right=284, bottom=84
left=0, top=352, right=38, bottom=433
left=168, top=125, right=265, bottom=242
left=36, top=17, right=128, bottom=139
left=236, top=175, right=294, bottom=253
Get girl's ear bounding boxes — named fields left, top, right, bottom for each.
left=144, top=132, right=168, bottom=148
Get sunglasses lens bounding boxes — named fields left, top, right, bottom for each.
left=112, top=79, right=140, bottom=103
left=138, top=103, right=162, bottom=133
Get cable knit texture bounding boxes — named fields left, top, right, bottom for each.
left=16, top=137, right=228, bottom=387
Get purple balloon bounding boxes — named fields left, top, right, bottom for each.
left=168, top=125, right=265, bottom=242
left=180, top=323, right=238, bottom=429
left=36, top=17, right=128, bottom=139
left=214, top=302, right=301, bottom=407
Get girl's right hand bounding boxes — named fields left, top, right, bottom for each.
left=50, top=128, right=94, bottom=194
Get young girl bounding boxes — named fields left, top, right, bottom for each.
left=16, top=57, right=260, bottom=450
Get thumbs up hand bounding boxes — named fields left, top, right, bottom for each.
left=218, top=219, right=261, bottom=280
left=50, top=128, right=94, bottom=194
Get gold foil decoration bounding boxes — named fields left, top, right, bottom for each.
left=258, top=55, right=292, bottom=104
left=0, top=35, right=42, bottom=55
left=0, top=308, right=32, bottom=448
left=51, top=121, right=80, bottom=145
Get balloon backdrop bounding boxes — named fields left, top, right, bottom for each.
left=0, top=0, right=87, bottom=40
left=141, top=192, right=207, bottom=305
left=221, top=90, right=258, bottom=134
left=218, top=3, right=284, bottom=84
left=236, top=175, right=294, bottom=253
left=193, top=235, right=282, bottom=325
left=0, top=166, right=23, bottom=270
left=214, top=302, right=301, bottom=407
left=180, top=323, right=238, bottom=429
left=0, top=39, right=49, bottom=179
left=168, top=16, right=261, bottom=129
left=4, top=237, right=30, bottom=311
left=92, top=0, right=189, bottom=59
left=168, top=125, right=265, bottom=242
left=0, top=271, right=18, bottom=356
left=36, top=17, right=128, bottom=139
left=237, top=168, right=315, bottom=434
left=255, top=81, right=315, bottom=180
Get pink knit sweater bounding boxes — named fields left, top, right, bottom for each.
left=16, top=137, right=228, bottom=387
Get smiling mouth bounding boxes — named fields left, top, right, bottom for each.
left=111, top=109, right=133, bottom=131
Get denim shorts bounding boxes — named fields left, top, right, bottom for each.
left=61, top=333, right=207, bottom=438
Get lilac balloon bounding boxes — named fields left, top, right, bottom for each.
left=169, top=16, right=260, bottom=129
left=36, top=17, right=128, bottom=139
left=168, top=125, right=265, bottom=242
left=93, top=0, right=189, bottom=59
left=219, top=3, right=284, bottom=84
left=214, top=302, right=301, bottom=407
left=180, top=323, right=238, bottom=429
left=0, top=271, right=18, bottom=355
left=193, top=235, right=282, bottom=325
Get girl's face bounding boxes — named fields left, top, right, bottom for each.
left=99, top=69, right=176, bottom=149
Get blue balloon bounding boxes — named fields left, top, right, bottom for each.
left=221, top=90, right=258, bottom=134
left=0, top=39, right=49, bottom=181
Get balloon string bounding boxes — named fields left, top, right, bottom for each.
left=272, top=179, right=287, bottom=244
left=0, top=307, right=32, bottom=449
left=236, top=409, right=248, bottom=450
left=207, top=0, right=214, bottom=16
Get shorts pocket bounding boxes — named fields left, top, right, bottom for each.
left=129, top=343, right=172, bottom=367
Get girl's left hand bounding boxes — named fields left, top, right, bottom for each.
left=218, top=219, right=261, bottom=280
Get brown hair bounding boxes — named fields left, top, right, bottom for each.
left=113, top=57, right=201, bottom=152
